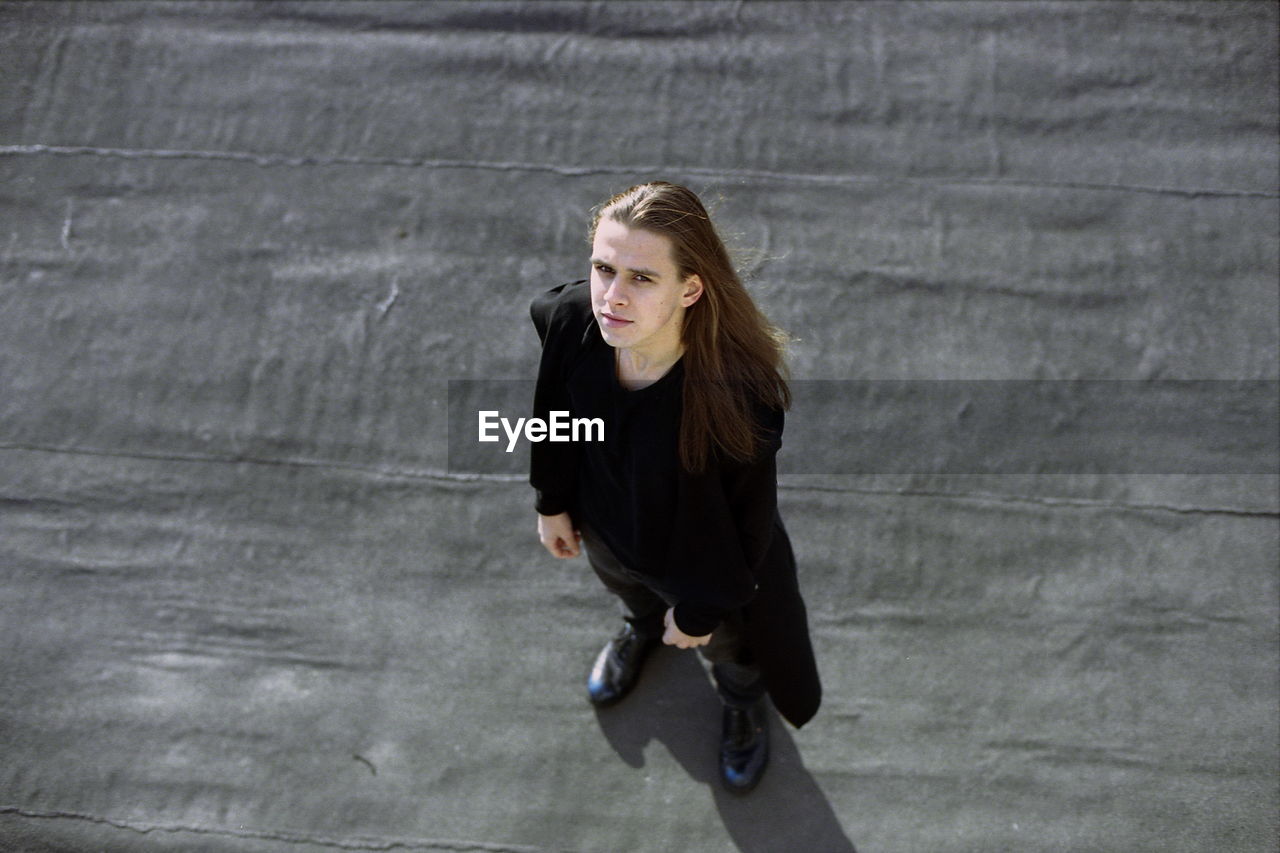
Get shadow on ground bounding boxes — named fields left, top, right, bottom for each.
left=594, top=649, right=857, bottom=853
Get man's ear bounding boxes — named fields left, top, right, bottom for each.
left=681, top=274, right=704, bottom=307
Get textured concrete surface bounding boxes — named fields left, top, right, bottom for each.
left=0, top=2, right=1276, bottom=851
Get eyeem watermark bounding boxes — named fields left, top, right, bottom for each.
left=448, top=378, right=1278, bottom=476
left=478, top=410, right=604, bottom=453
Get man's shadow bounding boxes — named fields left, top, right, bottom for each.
left=594, top=648, right=857, bottom=853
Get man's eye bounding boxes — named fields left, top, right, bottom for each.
left=594, top=264, right=613, bottom=274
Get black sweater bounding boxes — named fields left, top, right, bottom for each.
left=529, top=281, right=785, bottom=637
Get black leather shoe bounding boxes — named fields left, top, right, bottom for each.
left=587, top=623, right=658, bottom=708
left=719, top=701, right=769, bottom=794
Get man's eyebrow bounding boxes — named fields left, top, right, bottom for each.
left=590, top=257, right=663, bottom=278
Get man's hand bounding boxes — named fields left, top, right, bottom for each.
left=663, top=607, right=711, bottom=649
left=537, top=512, right=581, bottom=558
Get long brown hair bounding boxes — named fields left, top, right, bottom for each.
left=590, top=181, right=791, bottom=473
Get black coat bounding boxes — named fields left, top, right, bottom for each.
left=529, top=281, right=821, bottom=728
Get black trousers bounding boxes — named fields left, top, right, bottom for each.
left=580, top=524, right=765, bottom=709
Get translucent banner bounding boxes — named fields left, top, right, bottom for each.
left=448, top=380, right=1279, bottom=476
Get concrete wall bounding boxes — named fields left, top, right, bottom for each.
left=1, top=3, right=1276, bottom=851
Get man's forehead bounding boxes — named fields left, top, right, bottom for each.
left=591, top=222, right=676, bottom=273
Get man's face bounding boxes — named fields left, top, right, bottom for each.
left=589, top=218, right=702, bottom=358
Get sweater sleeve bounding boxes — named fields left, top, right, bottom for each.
left=722, top=404, right=785, bottom=579
left=529, top=282, right=589, bottom=517
left=670, top=404, right=785, bottom=637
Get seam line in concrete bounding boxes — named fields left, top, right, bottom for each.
left=2, top=144, right=1276, bottom=200
left=779, top=481, right=1280, bottom=519
left=0, top=805, right=556, bottom=853
left=2, top=442, right=1274, bottom=519
left=0, top=441, right=510, bottom=484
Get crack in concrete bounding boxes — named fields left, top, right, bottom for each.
left=0, top=805, right=557, bottom=853
left=1, top=442, right=1273, bottom=519
left=59, top=197, right=73, bottom=249
left=375, top=277, right=401, bottom=319
left=3, top=144, right=1276, bottom=200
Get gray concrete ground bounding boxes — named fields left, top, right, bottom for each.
left=1, top=3, right=1277, bottom=851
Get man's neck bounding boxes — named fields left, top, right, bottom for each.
left=615, top=343, right=684, bottom=391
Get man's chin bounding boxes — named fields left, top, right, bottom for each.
left=595, top=320, right=626, bottom=346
